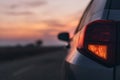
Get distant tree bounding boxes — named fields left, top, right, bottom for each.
left=36, top=40, right=43, bottom=47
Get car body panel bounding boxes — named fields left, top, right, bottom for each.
left=66, top=51, right=113, bottom=80
left=62, top=0, right=119, bottom=80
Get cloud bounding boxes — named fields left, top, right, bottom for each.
left=42, top=19, right=66, bottom=27
left=4, top=11, right=34, bottom=16
left=9, top=1, right=47, bottom=9
left=9, top=5, right=18, bottom=9
left=25, top=1, right=47, bottom=7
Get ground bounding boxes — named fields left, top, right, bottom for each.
left=0, top=47, right=67, bottom=80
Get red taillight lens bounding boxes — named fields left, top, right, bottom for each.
left=77, top=20, right=116, bottom=67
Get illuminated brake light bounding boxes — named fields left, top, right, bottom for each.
left=88, top=44, right=107, bottom=60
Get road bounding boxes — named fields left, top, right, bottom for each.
left=0, top=50, right=67, bottom=80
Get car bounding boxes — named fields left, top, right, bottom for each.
left=58, top=0, right=120, bottom=80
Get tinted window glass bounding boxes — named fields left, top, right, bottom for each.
left=105, top=0, right=120, bottom=9
left=104, top=0, right=120, bottom=20
left=111, top=0, right=120, bottom=9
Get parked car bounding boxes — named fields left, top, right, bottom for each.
left=58, top=0, right=120, bottom=80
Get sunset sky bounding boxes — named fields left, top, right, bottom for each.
left=0, top=0, right=90, bottom=46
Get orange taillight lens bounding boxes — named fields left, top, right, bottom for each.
left=88, top=44, right=107, bottom=60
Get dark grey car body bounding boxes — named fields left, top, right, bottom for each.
left=62, top=0, right=120, bottom=80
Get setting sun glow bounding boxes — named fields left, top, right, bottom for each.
left=0, top=0, right=90, bottom=46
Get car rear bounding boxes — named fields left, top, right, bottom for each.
left=62, top=0, right=120, bottom=80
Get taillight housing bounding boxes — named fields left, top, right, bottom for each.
left=77, top=20, right=117, bottom=67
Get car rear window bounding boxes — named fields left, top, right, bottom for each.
left=103, top=0, right=120, bottom=20
left=105, top=0, right=120, bottom=9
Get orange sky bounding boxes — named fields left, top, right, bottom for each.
left=0, top=0, right=91, bottom=46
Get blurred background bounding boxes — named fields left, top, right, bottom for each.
left=0, top=0, right=89, bottom=80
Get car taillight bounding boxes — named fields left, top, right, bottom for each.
left=88, top=44, right=107, bottom=60
left=77, top=20, right=117, bottom=67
